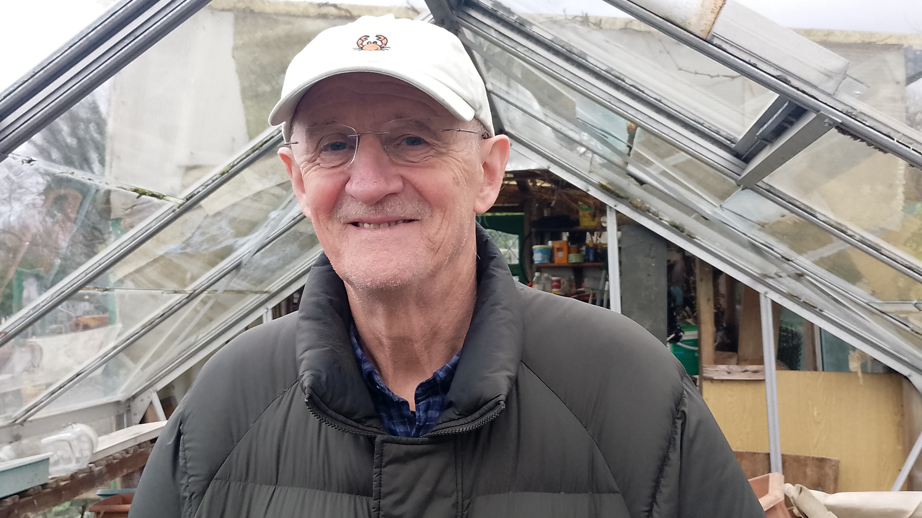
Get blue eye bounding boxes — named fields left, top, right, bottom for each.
left=402, top=136, right=425, bottom=146
left=327, top=141, right=349, bottom=151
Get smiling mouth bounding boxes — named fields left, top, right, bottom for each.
left=350, top=220, right=415, bottom=229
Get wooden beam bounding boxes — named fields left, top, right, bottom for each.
left=720, top=274, right=737, bottom=330
left=696, top=258, right=715, bottom=367
left=738, top=287, right=781, bottom=364
left=702, top=364, right=765, bottom=381
left=803, top=321, right=818, bottom=371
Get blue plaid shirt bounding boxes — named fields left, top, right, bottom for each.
left=349, top=324, right=460, bottom=437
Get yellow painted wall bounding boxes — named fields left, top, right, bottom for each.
left=702, top=371, right=905, bottom=492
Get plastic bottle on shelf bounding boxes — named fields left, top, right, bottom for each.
left=0, top=424, right=98, bottom=477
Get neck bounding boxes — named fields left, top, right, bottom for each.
left=346, top=249, right=478, bottom=410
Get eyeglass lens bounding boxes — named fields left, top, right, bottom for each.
left=304, top=118, right=477, bottom=168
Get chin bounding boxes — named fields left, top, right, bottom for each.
left=334, top=257, right=422, bottom=292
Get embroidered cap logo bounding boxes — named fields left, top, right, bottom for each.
left=356, top=34, right=388, bottom=51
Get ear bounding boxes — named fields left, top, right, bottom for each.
left=473, top=135, right=510, bottom=214
left=278, top=147, right=312, bottom=220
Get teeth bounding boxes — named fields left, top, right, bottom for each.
left=358, top=220, right=409, bottom=229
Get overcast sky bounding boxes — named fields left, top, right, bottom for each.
left=3, top=0, right=920, bottom=96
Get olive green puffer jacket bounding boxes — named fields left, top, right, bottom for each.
left=131, top=227, right=763, bottom=518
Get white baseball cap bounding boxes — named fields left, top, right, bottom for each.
left=268, top=15, right=494, bottom=141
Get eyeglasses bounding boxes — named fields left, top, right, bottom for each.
left=283, top=118, right=486, bottom=169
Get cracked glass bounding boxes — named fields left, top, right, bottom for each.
left=471, top=0, right=778, bottom=141
left=0, top=155, right=169, bottom=321
left=469, top=29, right=734, bottom=216
left=731, top=1, right=922, bottom=151
left=0, top=150, right=297, bottom=422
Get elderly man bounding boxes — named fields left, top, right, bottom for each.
left=131, top=15, right=762, bottom=518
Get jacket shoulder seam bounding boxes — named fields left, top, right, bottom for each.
left=519, top=361, right=618, bottom=487
left=190, top=380, right=302, bottom=518
left=648, top=385, right=687, bottom=518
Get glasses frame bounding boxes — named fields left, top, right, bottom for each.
left=281, top=118, right=490, bottom=168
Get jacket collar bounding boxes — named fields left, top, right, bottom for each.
left=296, top=225, right=524, bottom=435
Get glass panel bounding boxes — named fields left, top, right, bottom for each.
left=726, top=2, right=922, bottom=148
left=507, top=144, right=547, bottom=171
left=0, top=288, right=180, bottom=421
left=0, top=0, right=119, bottom=95
left=15, top=8, right=250, bottom=197
left=474, top=0, right=778, bottom=139
left=732, top=0, right=921, bottom=34
left=484, top=229, right=520, bottom=265
left=39, top=218, right=320, bottom=414
left=0, top=155, right=169, bottom=320
left=88, top=153, right=293, bottom=291
left=719, top=189, right=922, bottom=302
left=228, top=219, right=319, bottom=292
left=468, top=28, right=734, bottom=212
left=465, top=29, right=631, bottom=155
left=822, top=39, right=922, bottom=148
left=34, top=290, right=256, bottom=418
left=501, top=96, right=922, bottom=363
left=764, top=130, right=922, bottom=269
left=631, top=128, right=738, bottom=205
left=0, top=153, right=294, bottom=421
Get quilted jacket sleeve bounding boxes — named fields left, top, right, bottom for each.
left=652, top=378, right=765, bottom=518
left=129, top=409, right=186, bottom=518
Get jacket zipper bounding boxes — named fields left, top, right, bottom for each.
left=306, top=395, right=506, bottom=438
left=425, top=401, right=505, bottom=437
left=304, top=395, right=379, bottom=437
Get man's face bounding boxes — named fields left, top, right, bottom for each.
left=278, top=73, right=508, bottom=291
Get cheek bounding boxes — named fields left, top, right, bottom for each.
left=300, top=168, right=348, bottom=222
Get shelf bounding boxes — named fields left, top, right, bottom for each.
left=532, top=226, right=604, bottom=232
left=535, top=262, right=605, bottom=268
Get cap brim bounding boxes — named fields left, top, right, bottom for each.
left=268, top=63, right=477, bottom=138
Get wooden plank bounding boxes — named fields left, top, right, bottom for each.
left=903, top=378, right=922, bottom=491
left=738, top=287, right=781, bottom=364
left=702, top=371, right=905, bottom=491
left=734, top=451, right=839, bottom=493
left=738, top=286, right=762, bottom=363
left=803, top=321, right=818, bottom=371
left=695, top=258, right=715, bottom=367
left=702, top=364, right=764, bottom=380
left=91, top=421, right=166, bottom=462
left=721, top=274, right=737, bottom=330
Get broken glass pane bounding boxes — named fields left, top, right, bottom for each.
left=732, top=1, right=922, bottom=149
left=86, top=153, right=294, bottom=292
left=472, top=0, right=778, bottom=140
left=0, top=155, right=169, bottom=321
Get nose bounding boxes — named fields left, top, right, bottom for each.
left=343, top=134, right=403, bottom=206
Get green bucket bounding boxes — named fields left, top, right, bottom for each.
left=671, top=325, right=699, bottom=376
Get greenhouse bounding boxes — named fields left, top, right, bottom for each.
left=1, top=0, right=922, bottom=515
